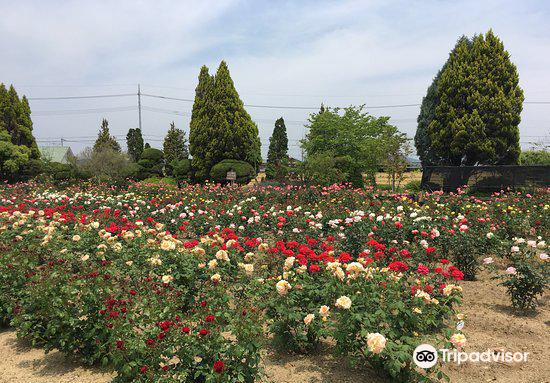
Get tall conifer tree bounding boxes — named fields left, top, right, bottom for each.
left=266, top=117, right=289, bottom=180
left=189, top=61, right=261, bottom=180
left=189, top=65, right=214, bottom=180
left=0, top=84, right=39, bottom=159
left=427, top=31, right=523, bottom=165
left=163, top=121, right=188, bottom=165
left=126, top=128, right=144, bottom=162
left=93, top=119, right=121, bottom=153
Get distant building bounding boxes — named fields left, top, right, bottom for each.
left=39, top=146, right=76, bottom=164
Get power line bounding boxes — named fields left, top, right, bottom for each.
left=25, top=89, right=550, bottom=110
left=142, top=105, right=190, bottom=116
left=28, top=93, right=136, bottom=100
left=15, top=83, right=136, bottom=88
left=33, top=106, right=136, bottom=116
left=140, top=92, right=423, bottom=110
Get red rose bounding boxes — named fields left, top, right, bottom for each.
left=115, top=340, right=124, bottom=350
left=388, top=261, right=408, bottom=272
left=199, top=328, right=209, bottom=336
left=417, top=264, right=429, bottom=275
left=205, top=314, right=215, bottom=323
left=140, top=366, right=148, bottom=374
left=182, top=326, right=191, bottom=333
left=338, top=252, right=352, bottom=263
left=159, top=320, right=171, bottom=331
left=213, top=360, right=225, bottom=373
left=308, top=264, right=320, bottom=273
left=451, top=269, right=464, bottom=281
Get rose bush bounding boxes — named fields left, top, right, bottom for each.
left=0, top=181, right=547, bottom=382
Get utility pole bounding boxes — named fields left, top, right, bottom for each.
left=61, top=138, right=65, bottom=147
left=138, top=84, right=142, bottom=131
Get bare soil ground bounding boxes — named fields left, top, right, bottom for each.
left=1, top=272, right=548, bottom=383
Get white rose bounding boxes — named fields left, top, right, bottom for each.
left=335, top=296, right=352, bottom=310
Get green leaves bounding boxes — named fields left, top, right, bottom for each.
left=94, top=119, right=121, bottom=153
left=266, top=118, right=289, bottom=181
left=126, top=128, right=144, bottom=162
left=0, top=84, right=39, bottom=181
left=189, top=62, right=261, bottom=181
left=301, top=105, right=404, bottom=187
left=421, top=31, right=523, bottom=165
left=163, top=122, right=188, bottom=169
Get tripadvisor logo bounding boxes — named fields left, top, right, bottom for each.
left=413, top=344, right=438, bottom=368
left=413, top=344, right=529, bottom=368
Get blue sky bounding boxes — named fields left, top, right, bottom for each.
left=1, top=0, right=549, bottom=159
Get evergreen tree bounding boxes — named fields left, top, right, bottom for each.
left=266, top=117, right=289, bottom=180
left=0, top=84, right=40, bottom=181
left=414, top=37, right=461, bottom=167
left=189, top=61, right=261, bottom=180
left=0, top=129, right=32, bottom=181
left=428, top=31, right=523, bottom=165
left=93, top=119, right=121, bottom=153
left=163, top=121, right=188, bottom=164
left=126, top=128, right=144, bottom=162
left=189, top=66, right=215, bottom=180
left=0, top=84, right=40, bottom=160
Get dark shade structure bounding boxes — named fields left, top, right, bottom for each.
left=421, top=166, right=550, bottom=192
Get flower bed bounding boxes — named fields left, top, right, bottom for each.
left=0, top=182, right=547, bottom=382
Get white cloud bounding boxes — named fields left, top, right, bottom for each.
left=0, top=0, right=548, bottom=158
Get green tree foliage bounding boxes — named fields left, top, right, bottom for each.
left=77, top=147, right=130, bottom=183
left=93, top=119, right=121, bottom=153
left=171, top=159, right=192, bottom=185
left=163, top=122, right=188, bottom=175
left=136, top=147, right=164, bottom=179
left=0, top=129, right=31, bottom=180
left=189, top=66, right=214, bottom=180
left=382, top=131, right=412, bottom=191
left=301, top=106, right=404, bottom=187
left=210, top=159, right=255, bottom=184
left=189, top=61, right=261, bottom=181
left=414, top=41, right=456, bottom=167
left=427, top=31, right=523, bottom=165
left=126, top=128, right=144, bottom=162
left=302, top=153, right=346, bottom=186
left=0, top=84, right=40, bottom=181
left=0, top=85, right=40, bottom=159
left=519, top=150, right=550, bottom=165
left=266, top=117, right=289, bottom=180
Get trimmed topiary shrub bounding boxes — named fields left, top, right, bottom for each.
left=210, top=159, right=255, bottom=184
left=171, top=159, right=192, bottom=184
left=136, top=148, right=164, bottom=179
